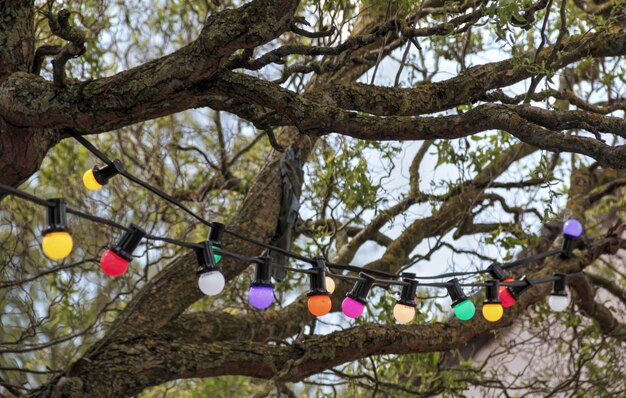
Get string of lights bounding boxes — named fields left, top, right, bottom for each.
left=70, top=130, right=421, bottom=273
left=0, top=132, right=587, bottom=324
left=70, top=131, right=579, bottom=285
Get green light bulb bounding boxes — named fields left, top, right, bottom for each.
left=212, top=245, right=222, bottom=263
left=453, top=299, right=476, bottom=321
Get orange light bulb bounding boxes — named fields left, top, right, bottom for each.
left=307, top=294, right=332, bottom=317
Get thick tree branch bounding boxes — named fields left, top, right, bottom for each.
left=3, top=26, right=626, bottom=140
left=569, top=274, right=626, bottom=342
left=312, top=26, right=626, bottom=117
left=586, top=272, right=626, bottom=307
left=0, top=1, right=33, bottom=82
left=34, top=232, right=621, bottom=398
left=205, top=71, right=626, bottom=168
left=0, top=0, right=299, bottom=131
left=31, top=45, right=61, bottom=75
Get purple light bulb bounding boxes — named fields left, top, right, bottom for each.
left=342, top=297, right=365, bottom=318
left=248, top=285, right=274, bottom=309
left=563, top=219, right=583, bottom=238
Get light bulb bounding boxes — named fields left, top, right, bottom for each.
left=325, top=276, right=336, bottom=294
left=307, top=294, right=332, bottom=316
left=42, top=231, right=73, bottom=260
left=83, top=169, right=103, bottom=190
left=482, top=303, right=504, bottom=322
left=548, top=294, right=570, bottom=312
left=500, top=276, right=533, bottom=308
left=341, top=296, right=365, bottom=318
left=198, top=270, right=225, bottom=296
left=562, top=219, right=583, bottom=238
left=453, top=299, right=476, bottom=321
left=447, top=278, right=474, bottom=320
left=248, top=285, right=274, bottom=309
left=499, top=286, right=516, bottom=308
left=393, top=303, right=415, bottom=323
left=100, top=249, right=130, bottom=277
left=211, top=245, right=222, bottom=263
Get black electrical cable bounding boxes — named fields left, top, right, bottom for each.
left=69, top=131, right=569, bottom=282
left=69, top=130, right=346, bottom=265
left=407, top=249, right=565, bottom=280
left=67, top=130, right=112, bottom=165
left=69, top=130, right=214, bottom=229
left=501, top=249, right=562, bottom=270
left=0, top=181, right=573, bottom=290
left=71, top=131, right=328, bottom=264
left=326, top=262, right=401, bottom=279
left=221, top=228, right=313, bottom=262
left=0, top=183, right=56, bottom=208
left=117, top=169, right=213, bottom=228
left=66, top=208, right=129, bottom=231
left=0, top=183, right=257, bottom=265
left=330, top=270, right=584, bottom=289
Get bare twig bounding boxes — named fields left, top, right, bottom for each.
left=31, top=44, right=62, bottom=75
left=265, top=128, right=285, bottom=152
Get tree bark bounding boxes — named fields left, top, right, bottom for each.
left=0, top=0, right=55, bottom=187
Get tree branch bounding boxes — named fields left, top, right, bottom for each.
left=36, top=233, right=621, bottom=398
left=44, top=9, right=86, bottom=87
left=0, top=0, right=299, bottom=130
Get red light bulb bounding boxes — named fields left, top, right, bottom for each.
left=100, top=249, right=130, bottom=277
left=498, top=277, right=516, bottom=308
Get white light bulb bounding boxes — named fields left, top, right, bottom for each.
left=548, top=294, right=570, bottom=312
left=198, top=270, right=225, bottom=296
left=325, top=276, right=336, bottom=294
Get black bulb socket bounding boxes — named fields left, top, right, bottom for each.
left=43, top=198, right=70, bottom=234
left=252, top=256, right=272, bottom=287
left=560, top=236, right=579, bottom=259
left=110, top=224, right=146, bottom=261
left=508, top=275, right=533, bottom=300
left=195, top=241, right=220, bottom=275
left=208, top=222, right=225, bottom=245
left=446, top=278, right=469, bottom=307
left=551, top=273, right=568, bottom=296
left=346, top=272, right=375, bottom=305
left=92, top=160, right=122, bottom=186
left=308, top=257, right=329, bottom=296
left=487, top=263, right=509, bottom=281
left=484, top=279, right=502, bottom=304
left=397, top=272, right=418, bottom=307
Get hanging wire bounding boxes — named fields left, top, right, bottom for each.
left=327, top=270, right=585, bottom=289
left=69, top=130, right=214, bottom=228
left=70, top=130, right=331, bottom=265
left=68, top=130, right=570, bottom=283
left=0, top=182, right=255, bottom=264
left=68, top=130, right=569, bottom=283
left=0, top=181, right=576, bottom=290
left=0, top=130, right=571, bottom=291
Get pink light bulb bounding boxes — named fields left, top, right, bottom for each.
left=342, top=297, right=365, bottom=318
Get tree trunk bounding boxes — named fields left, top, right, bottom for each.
left=0, top=1, right=55, bottom=188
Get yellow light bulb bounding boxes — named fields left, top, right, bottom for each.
left=42, top=231, right=74, bottom=260
left=482, top=303, right=504, bottom=322
left=83, top=169, right=103, bottom=190
left=325, top=276, right=336, bottom=294
left=393, top=303, right=416, bottom=324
